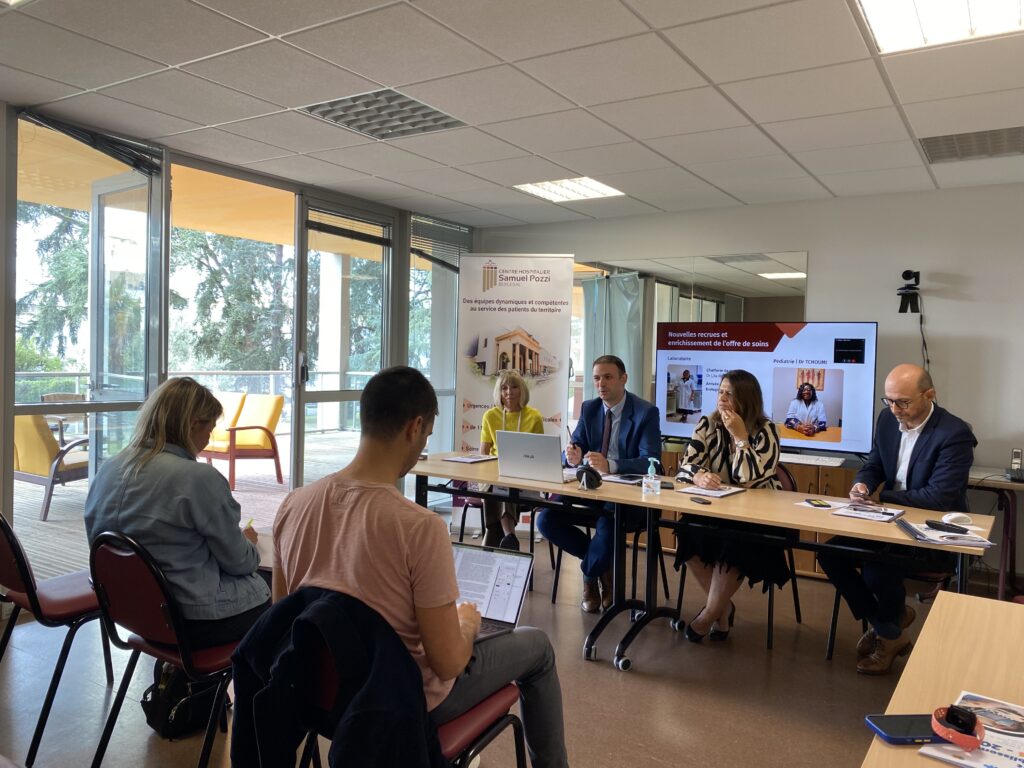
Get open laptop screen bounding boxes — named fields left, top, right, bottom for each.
left=452, top=543, right=532, bottom=624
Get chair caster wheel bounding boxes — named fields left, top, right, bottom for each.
left=614, top=656, right=631, bottom=671
left=670, top=618, right=684, bottom=632
left=583, top=645, right=597, bottom=661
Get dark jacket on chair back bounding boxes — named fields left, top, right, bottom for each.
left=231, top=586, right=446, bottom=768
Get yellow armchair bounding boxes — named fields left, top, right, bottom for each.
left=199, top=393, right=284, bottom=490
left=13, top=414, right=89, bottom=521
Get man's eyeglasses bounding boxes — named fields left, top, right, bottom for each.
left=880, top=394, right=923, bottom=410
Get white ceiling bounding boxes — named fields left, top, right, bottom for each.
left=2, top=0, right=1024, bottom=234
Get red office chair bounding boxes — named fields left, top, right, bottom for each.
left=0, top=514, right=113, bottom=767
left=297, top=631, right=526, bottom=768
left=88, top=532, right=235, bottom=768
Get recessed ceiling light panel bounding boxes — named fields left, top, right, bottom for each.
left=302, top=89, right=465, bottom=140
left=858, top=0, right=1024, bottom=54
left=514, top=177, right=624, bottom=202
left=758, top=272, right=807, bottom=280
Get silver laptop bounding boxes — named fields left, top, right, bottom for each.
left=495, top=431, right=572, bottom=484
left=452, top=543, right=534, bottom=640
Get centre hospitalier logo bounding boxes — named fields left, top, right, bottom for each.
left=482, top=260, right=498, bottom=292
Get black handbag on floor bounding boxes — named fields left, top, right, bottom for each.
left=140, top=661, right=220, bottom=740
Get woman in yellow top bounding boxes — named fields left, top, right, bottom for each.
left=479, top=370, right=544, bottom=549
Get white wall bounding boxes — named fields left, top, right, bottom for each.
left=478, top=183, right=1024, bottom=469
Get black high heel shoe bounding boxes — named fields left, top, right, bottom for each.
left=709, top=602, right=736, bottom=641
left=684, top=607, right=709, bottom=643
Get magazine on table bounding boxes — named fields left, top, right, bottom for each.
left=831, top=503, right=905, bottom=522
left=442, top=453, right=498, bottom=464
left=896, top=519, right=994, bottom=548
left=919, top=691, right=1024, bottom=768
left=676, top=485, right=745, bottom=498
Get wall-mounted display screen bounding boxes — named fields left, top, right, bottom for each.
left=655, top=322, right=878, bottom=454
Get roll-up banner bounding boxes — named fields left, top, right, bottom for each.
left=455, top=254, right=574, bottom=451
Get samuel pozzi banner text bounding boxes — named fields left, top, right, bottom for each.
left=455, top=254, right=574, bottom=451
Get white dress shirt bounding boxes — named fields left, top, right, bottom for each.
left=893, top=403, right=934, bottom=491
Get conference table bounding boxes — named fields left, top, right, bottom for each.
left=860, top=591, right=1024, bottom=768
left=411, top=454, right=995, bottom=670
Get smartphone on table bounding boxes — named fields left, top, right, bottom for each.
left=864, top=714, right=946, bottom=745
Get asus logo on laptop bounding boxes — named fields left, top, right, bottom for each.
left=522, top=452, right=535, bottom=459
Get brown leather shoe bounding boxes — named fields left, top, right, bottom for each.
left=581, top=579, right=601, bottom=614
left=599, top=570, right=613, bottom=611
left=857, top=634, right=912, bottom=675
left=856, top=605, right=917, bottom=658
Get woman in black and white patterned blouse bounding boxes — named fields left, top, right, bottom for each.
left=674, top=369, right=788, bottom=642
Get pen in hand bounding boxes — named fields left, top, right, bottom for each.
left=244, top=517, right=254, bottom=528
left=565, top=425, right=574, bottom=446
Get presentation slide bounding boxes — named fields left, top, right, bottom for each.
left=656, top=322, right=877, bottom=454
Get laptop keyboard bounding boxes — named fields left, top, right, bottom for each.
left=477, top=619, right=512, bottom=639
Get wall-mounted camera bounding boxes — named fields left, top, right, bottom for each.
left=897, top=269, right=920, bottom=313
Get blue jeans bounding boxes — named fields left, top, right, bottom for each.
left=430, top=627, right=568, bottom=768
left=536, top=498, right=645, bottom=581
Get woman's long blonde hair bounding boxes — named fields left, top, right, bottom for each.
left=123, top=377, right=223, bottom=473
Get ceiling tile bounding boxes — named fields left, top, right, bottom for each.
left=818, top=166, right=934, bottom=196
left=219, top=112, right=369, bottom=153
left=195, top=0, right=387, bottom=35
left=158, top=128, right=290, bottom=165
left=444, top=209, right=527, bottom=227
left=595, top=165, right=713, bottom=195
left=444, top=184, right=540, bottom=208
left=321, top=176, right=422, bottom=200
left=0, top=65, right=80, bottom=105
left=377, top=166, right=494, bottom=194
left=647, top=126, right=780, bottom=165
left=285, top=4, right=497, bottom=87
left=482, top=110, right=628, bottom=154
left=664, top=0, right=868, bottom=84
left=795, top=140, right=923, bottom=175
left=310, top=143, right=442, bottom=174
left=517, top=34, right=705, bottom=106
left=39, top=93, right=201, bottom=139
left=0, top=13, right=161, bottom=89
left=401, top=66, right=573, bottom=124
left=903, top=88, right=1024, bottom=139
left=488, top=204, right=590, bottom=224
left=722, top=60, right=892, bottom=123
left=559, top=196, right=662, bottom=218
left=458, top=156, right=574, bottom=186
left=716, top=175, right=831, bottom=204
left=24, top=0, right=265, bottom=65
left=240, top=154, right=369, bottom=185
left=931, top=155, right=1024, bottom=188
left=884, top=34, right=1024, bottom=105
left=414, top=0, right=648, bottom=60
left=379, top=194, right=477, bottom=216
left=763, top=107, right=909, bottom=152
left=100, top=70, right=280, bottom=124
left=686, top=154, right=809, bottom=185
left=387, top=127, right=528, bottom=165
left=620, top=0, right=780, bottom=29
left=645, top=189, right=742, bottom=211
left=184, top=42, right=377, bottom=109
left=544, top=143, right=671, bottom=176
left=591, top=88, right=749, bottom=139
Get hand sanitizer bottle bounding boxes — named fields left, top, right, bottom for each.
left=642, top=457, right=660, bottom=496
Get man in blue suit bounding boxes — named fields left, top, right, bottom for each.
left=819, top=364, right=975, bottom=675
left=537, top=355, right=661, bottom=613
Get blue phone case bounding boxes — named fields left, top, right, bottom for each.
left=864, top=714, right=945, bottom=745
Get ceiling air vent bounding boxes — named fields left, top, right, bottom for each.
left=706, top=254, right=769, bottom=264
left=919, top=126, right=1024, bottom=164
left=302, top=89, right=465, bottom=140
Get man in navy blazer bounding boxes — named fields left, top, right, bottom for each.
left=819, top=364, right=975, bottom=675
left=536, top=355, right=661, bottom=613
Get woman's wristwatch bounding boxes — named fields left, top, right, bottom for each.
left=734, top=438, right=748, bottom=449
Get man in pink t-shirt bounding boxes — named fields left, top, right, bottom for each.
left=274, top=367, right=568, bottom=768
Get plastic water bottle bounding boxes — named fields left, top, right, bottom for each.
left=642, top=457, right=661, bottom=496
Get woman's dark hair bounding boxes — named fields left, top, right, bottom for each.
left=360, top=366, right=438, bottom=439
left=709, top=369, right=767, bottom=437
left=797, top=383, right=818, bottom=402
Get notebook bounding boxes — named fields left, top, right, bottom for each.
left=452, top=543, right=534, bottom=640
left=495, top=431, right=573, bottom=484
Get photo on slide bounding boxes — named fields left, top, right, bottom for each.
left=771, top=367, right=844, bottom=443
left=665, top=364, right=703, bottom=423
